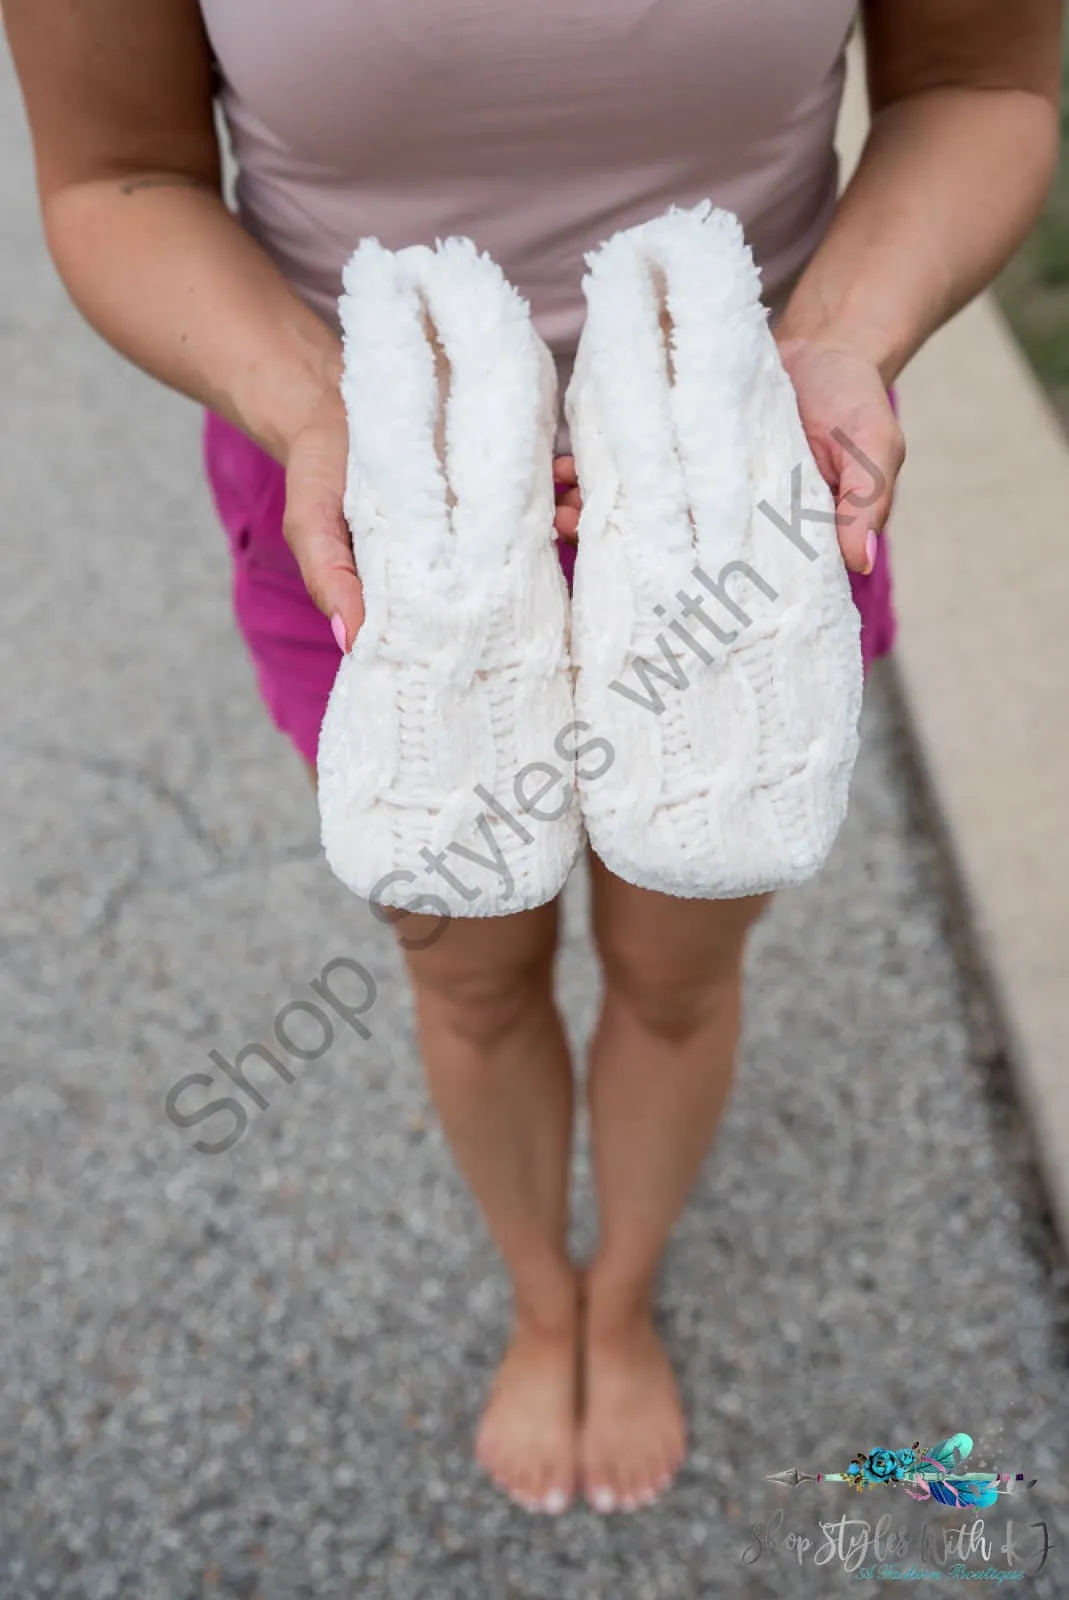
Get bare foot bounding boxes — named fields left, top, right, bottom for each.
left=475, top=1281, right=581, bottom=1514
left=580, top=1304, right=686, bottom=1513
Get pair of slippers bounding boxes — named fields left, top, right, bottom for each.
left=317, top=202, right=863, bottom=918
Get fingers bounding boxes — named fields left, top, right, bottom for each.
left=553, top=453, right=581, bottom=541
left=554, top=499, right=580, bottom=541
left=829, top=415, right=906, bottom=574
left=282, top=421, right=365, bottom=649
left=774, top=335, right=906, bottom=576
left=285, top=492, right=365, bottom=648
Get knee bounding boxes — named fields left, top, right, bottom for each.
left=413, top=952, right=554, bottom=1051
left=600, top=950, right=742, bottom=1045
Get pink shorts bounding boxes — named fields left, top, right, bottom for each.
left=202, top=408, right=897, bottom=767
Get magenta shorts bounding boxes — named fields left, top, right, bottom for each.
left=202, top=409, right=897, bottom=767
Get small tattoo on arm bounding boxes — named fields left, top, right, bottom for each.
left=118, top=174, right=218, bottom=196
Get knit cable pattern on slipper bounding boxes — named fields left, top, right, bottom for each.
left=317, top=237, right=585, bottom=917
left=564, top=202, right=863, bottom=899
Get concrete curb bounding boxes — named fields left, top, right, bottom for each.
left=890, top=302, right=1069, bottom=1249
left=838, top=42, right=1069, bottom=1248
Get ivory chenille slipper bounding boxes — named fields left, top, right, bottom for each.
left=564, top=202, right=863, bottom=898
left=317, top=237, right=584, bottom=916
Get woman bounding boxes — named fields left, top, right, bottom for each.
left=6, top=0, right=1061, bottom=1518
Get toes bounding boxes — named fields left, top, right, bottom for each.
left=523, top=1461, right=547, bottom=1509
left=583, top=1416, right=689, bottom=1512
left=593, top=1445, right=680, bottom=1513
left=604, top=1471, right=628, bottom=1514
left=538, top=1452, right=574, bottom=1515
left=481, top=1444, right=575, bottom=1516
left=621, top=1467, right=646, bottom=1513
left=533, top=1470, right=573, bottom=1514
left=513, top=1462, right=542, bottom=1512
left=589, top=1483, right=617, bottom=1514
left=483, top=1446, right=532, bottom=1511
left=583, top=1448, right=616, bottom=1514
left=582, top=1452, right=618, bottom=1514
left=632, top=1467, right=660, bottom=1509
left=614, top=1468, right=638, bottom=1513
left=584, top=1452, right=682, bottom=1512
left=508, top=1481, right=540, bottom=1514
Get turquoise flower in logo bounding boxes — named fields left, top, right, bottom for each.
left=845, top=1444, right=923, bottom=1488
left=866, top=1449, right=899, bottom=1483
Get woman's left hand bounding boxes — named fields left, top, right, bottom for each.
left=773, top=335, right=905, bottom=574
left=552, top=336, right=905, bottom=577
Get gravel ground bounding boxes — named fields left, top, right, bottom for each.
left=2, top=36, right=1068, bottom=1600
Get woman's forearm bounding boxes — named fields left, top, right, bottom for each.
left=43, top=176, right=342, bottom=462
left=777, top=84, right=1060, bottom=380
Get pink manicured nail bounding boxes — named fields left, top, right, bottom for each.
left=330, top=612, right=347, bottom=653
left=863, top=530, right=878, bottom=575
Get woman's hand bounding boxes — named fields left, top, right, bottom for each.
left=552, top=455, right=582, bottom=543
left=774, top=335, right=905, bottom=574
left=550, top=336, right=905, bottom=575
left=281, top=384, right=365, bottom=652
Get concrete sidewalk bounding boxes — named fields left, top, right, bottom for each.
left=2, top=35, right=1068, bottom=1600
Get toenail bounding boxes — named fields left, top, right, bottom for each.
left=543, top=1488, right=568, bottom=1515
left=591, top=1487, right=616, bottom=1513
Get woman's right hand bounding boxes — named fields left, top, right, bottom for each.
left=281, top=384, right=364, bottom=653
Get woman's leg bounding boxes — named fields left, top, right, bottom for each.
left=580, top=846, right=771, bottom=1512
left=306, top=762, right=578, bottom=1510
left=390, top=895, right=580, bottom=1512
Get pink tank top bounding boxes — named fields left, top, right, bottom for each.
left=202, top=0, right=856, bottom=406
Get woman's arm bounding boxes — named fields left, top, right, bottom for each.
left=5, top=0, right=362, bottom=642
left=774, top=0, right=1063, bottom=571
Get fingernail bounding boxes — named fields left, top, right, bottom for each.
left=543, top=1488, right=568, bottom=1514
left=862, top=530, right=878, bottom=576
left=591, top=1487, right=616, bottom=1513
left=330, top=612, right=347, bottom=652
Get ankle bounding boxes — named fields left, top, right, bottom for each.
left=512, top=1263, right=580, bottom=1340
left=582, top=1260, right=655, bottom=1341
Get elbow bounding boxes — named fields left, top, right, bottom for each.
left=38, top=181, right=113, bottom=314
left=979, top=83, right=1060, bottom=211
left=1001, top=88, right=1062, bottom=246
left=1028, top=91, right=1062, bottom=212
